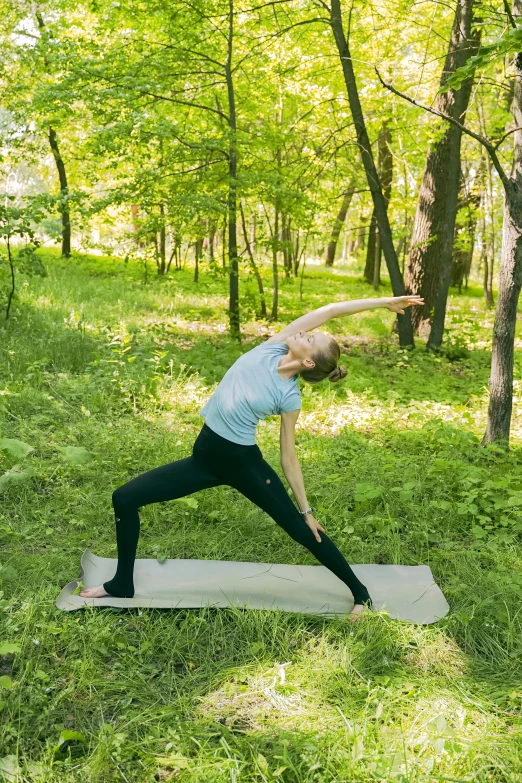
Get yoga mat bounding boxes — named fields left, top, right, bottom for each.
left=56, top=549, right=449, bottom=624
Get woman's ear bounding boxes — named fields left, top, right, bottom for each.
left=302, top=358, right=315, bottom=370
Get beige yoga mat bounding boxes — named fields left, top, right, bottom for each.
left=56, top=548, right=449, bottom=624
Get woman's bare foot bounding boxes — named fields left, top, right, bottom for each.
left=347, top=603, right=372, bottom=621
left=79, top=585, right=110, bottom=598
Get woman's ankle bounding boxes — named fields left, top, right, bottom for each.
left=103, top=579, right=135, bottom=599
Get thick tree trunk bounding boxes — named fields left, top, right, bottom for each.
left=225, top=0, right=239, bottom=338
left=48, top=127, right=71, bottom=258
left=406, top=0, right=480, bottom=334
left=325, top=184, right=355, bottom=266
left=483, top=18, right=522, bottom=445
left=483, top=189, right=522, bottom=445
left=329, top=1, right=414, bottom=346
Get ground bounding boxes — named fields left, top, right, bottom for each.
left=1, top=249, right=522, bottom=782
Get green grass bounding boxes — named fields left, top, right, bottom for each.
left=1, top=248, right=522, bottom=781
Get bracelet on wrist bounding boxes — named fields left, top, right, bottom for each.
left=299, top=507, right=312, bottom=516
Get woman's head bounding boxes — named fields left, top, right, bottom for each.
left=288, top=330, right=347, bottom=384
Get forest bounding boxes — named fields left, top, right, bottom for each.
left=1, top=0, right=522, bottom=781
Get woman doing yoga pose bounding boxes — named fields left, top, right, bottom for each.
left=81, top=295, right=422, bottom=618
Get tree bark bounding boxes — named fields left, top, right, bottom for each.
left=329, top=0, right=414, bottom=346
left=325, top=184, right=355, bottom=266
left=48, top=127, right=71, bottom=258
left=406, top=0, right=480, bottom=333
left=483, top=17, right=522, bottom=445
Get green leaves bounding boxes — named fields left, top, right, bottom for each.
left=0, top=439, right=34, bottom=459
left=446, top=26, right=522, bottom=91
left=354, top=483, right=382, bottom=502
left=0, top=643, right=20, bottom=655
left=0, top=466, right=35, bottom=492
left=57, top=446, right=96, bottom=464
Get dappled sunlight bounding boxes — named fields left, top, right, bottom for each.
left=297, top=389, right=491, bottom=440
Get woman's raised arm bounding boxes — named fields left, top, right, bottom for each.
left=266, top=295, right=423, bottom=343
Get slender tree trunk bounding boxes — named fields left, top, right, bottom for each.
left=271, top=208, right=279, bottom=320
left=48, top=128, right=71, bottom=258
left=364, top=212, right=377, bottom=282
left=158, top=204, right=166, bottom=275
left=222, top=213, right=227, bottom=268
left=406, top=0, right=480, bottom=333
left=240, top=201, right=267, bottom=318
left=329, top=1, right=414, bottom=346
left=373, top=227, right=381, bottom=290
left=5, top=235, right=15, bottom=320
left=36, top=13, right=72, bottom=258
left=365, top=123, right=393, bottom=284
left=325, top=184, right=355, bottom=266
left=225, top=0, right=239, bottom=337
left=483, top=12, right=522, bottom=445
left=485, top=146, right=496, bottom=307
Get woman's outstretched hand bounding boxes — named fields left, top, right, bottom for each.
left=304, top=514, right=326, bottom=543
left=386, top=295, right=424, bottom=314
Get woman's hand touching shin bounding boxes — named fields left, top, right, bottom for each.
left=302, top=514, right=326, bottom=543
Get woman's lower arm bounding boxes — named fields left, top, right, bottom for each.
left=281, top=457, right=310, bottom=511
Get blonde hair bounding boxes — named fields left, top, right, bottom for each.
left=300, top=337, right=347, bottom=384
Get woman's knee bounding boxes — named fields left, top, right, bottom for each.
left=112, top=485, right=134, bottom=513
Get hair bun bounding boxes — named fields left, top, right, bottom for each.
left=328, top=364, right=347, bottom=383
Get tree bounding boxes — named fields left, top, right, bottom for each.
left=380, top=1, right=522, bottom=444
left=328, top=0, right=414, bottom=347
left=325, top=182, right=355, bottom=266
left=405, top=0, right=480, bottom=339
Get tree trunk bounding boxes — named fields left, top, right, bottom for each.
left=406, top=0, right=480, bottom=333
left=483, top=17, right=522, bottom=445
left=364, top=211, right=377, bottom=282
left=240, top=201, right=267, bottom=318
left=373, top=226, right=381, bottom=290
left=325, top=184, right=355, bottom=266
left=364, top=123, right=393, bottom=284
left=225, top=0, right=240, bottom=338
left=48, top=127, right=71, bottom=258
left=36, top=12, right=72, bottom=259
left=271, top=208, right=279, bottom=320
left=329, top=1, right=414, bottom=346
left=158, top=204, right=166, bottom=275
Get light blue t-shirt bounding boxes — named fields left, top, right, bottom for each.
left=200, top=341, right=302, bottom=445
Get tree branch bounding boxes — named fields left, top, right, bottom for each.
left=374, top=67, right=509, bottom=189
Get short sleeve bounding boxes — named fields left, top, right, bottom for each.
left=280, top=389, right=302, bottom=414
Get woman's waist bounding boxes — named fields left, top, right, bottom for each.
left=194, top=423, right=262, bottom=460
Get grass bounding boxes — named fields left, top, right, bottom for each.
left=1, top=248, right=522, bottom=781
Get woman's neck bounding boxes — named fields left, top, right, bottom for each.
left=277, top=351, right=300, bottom=380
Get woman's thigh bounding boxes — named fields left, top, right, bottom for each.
left=113, top=456, right=221, bottom=510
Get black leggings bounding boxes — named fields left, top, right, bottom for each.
left=103, top=423, right=372, bottom=606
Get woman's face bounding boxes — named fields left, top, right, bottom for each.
left=288, top=330, right=332, bottom=364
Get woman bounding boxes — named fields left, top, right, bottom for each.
left=81, top=294, right=422, bottom=619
